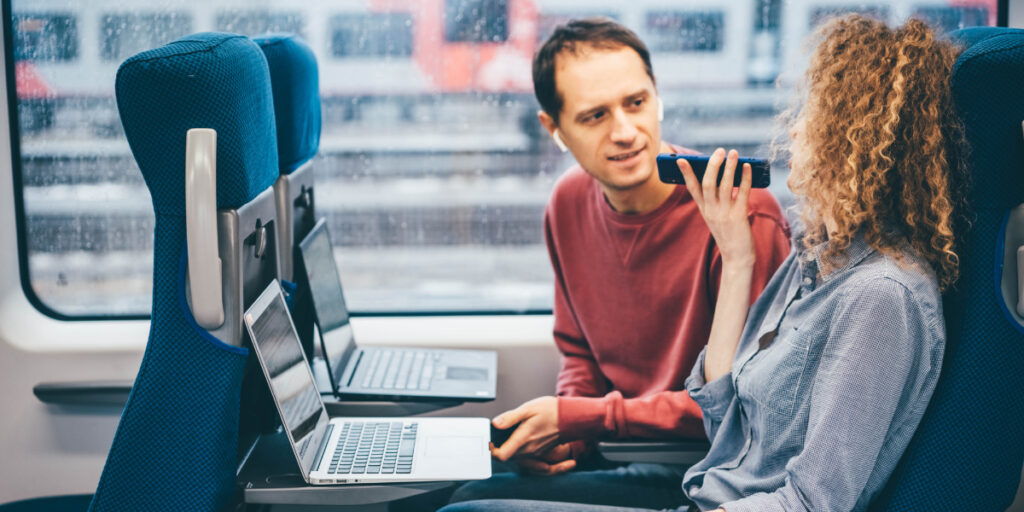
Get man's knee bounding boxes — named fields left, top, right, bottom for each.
left=448, top=474, right=517, bottom=504
left=438, top=500, right=504, bottom=512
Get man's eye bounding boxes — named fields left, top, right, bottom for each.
left=586, top=112, right=604, bottom=123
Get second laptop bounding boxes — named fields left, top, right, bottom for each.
left=299, top=218, right=497, bottom=402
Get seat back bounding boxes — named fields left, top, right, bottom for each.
left=92, top=33, right=279, bottom=511
left=254, top=33, right=321, bottom=356
left=871, top=27, right=1024, bottom=510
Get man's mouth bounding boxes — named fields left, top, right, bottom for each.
left=608, top=147, right=644, bottom=162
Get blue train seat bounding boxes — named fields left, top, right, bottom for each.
left=254, top=33, right=321, bottom=281
left=870, top=26, right=1024, bottom=510
left=253, top=33, right=322, bottom=356
left=87, top=32, right=280, bottom=511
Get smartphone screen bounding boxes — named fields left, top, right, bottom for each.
left=657, top=153, right=771, bottom=188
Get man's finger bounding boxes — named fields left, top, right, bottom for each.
left=492, top=406, right=526, bottom=430
left=516, top=457, right=553, bottom=474
left=546, top=459, right=577, bottom=475
left=540, top=443, right=572, bottom=463
left=518, top=457, right=576, bottom=476
left=492, top=423, right=532, bottom=461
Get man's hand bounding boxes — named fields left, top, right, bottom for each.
left=514, top=443, right=577, bottom=476
left=489, top=396, right=561, bottom=461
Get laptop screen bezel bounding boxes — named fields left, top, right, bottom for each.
left=244, top=279, right=332, bottom=480
left=298, top=218, right=358, bottom=376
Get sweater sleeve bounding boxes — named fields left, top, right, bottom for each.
left=558, top=388, right=707, bottom=441
left=545, top=208, right=609, bottom=400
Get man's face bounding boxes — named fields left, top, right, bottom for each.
left=542, top=45, right=662, bottom=192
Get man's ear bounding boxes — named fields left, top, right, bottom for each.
left=537, top=111, right=568, bottom=152
left=537, top=110, right=557, bottom=138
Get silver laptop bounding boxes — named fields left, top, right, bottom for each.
left=243, top=279, right=492, bottom=485
left=298, top=218, right=496, bottom=402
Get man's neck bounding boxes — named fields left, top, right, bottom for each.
left=602, top=179, right=675, bottom=215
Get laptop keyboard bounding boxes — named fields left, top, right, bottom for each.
left=361, top=350, right=441, bottom=391
left=328, top=421, right=418, bottom=475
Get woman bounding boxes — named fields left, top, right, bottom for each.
left=441, top=13, right=968, bottom=512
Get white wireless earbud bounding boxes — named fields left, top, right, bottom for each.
left=553, top=130, right=569, bottom=153
left=657, top=97, right=664, bottom=122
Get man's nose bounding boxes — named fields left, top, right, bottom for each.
left=609, top=110, right=639, bottom=143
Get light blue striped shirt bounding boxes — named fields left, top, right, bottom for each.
left=683, top=234, right=945, bottom=512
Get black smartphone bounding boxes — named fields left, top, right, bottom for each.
left=657, top=153, right=771, bottom=188
left=490, top=424, right=514, bottom=448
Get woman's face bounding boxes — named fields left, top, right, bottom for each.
left=787, top=115, right=811, bottom=193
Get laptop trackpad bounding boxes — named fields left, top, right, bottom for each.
left=425, top=436, right=485, bottom=457
left=445, top=366, right=488, bottom=381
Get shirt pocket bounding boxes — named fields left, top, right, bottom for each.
left=738, top=327, right=811, bottom=419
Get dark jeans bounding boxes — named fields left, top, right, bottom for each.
left=442, top=462, right=695, bottom=511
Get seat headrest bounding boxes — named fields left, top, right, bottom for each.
left=116, top=32, right=279, bottom=215
left=253, top=33, right=321, bottom=174
left=948, top=27, right=1024, bottom=209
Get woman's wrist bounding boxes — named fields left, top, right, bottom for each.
left=721, top=257, right=756, bottom=276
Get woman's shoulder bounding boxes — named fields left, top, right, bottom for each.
left=844, top=245, right=942, bottom=315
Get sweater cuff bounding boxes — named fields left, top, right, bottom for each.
left=685, top=349, right=735, bottom=420
left=558, top=395, right=614, bottom=442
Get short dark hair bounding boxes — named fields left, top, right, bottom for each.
left=532, top=18, right=654, bottom=125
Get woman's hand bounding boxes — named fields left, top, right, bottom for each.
left=678, top=148, right=755, bottom=269
left=680, top=148, right=757, bottom=382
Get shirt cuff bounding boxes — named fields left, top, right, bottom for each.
left=719, top=492, right=782, bottom=512
left=684, top=348, right=735, bottom=420
left=557, top=394, right=615, bottom=442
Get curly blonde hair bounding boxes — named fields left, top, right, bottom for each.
left=783, top=15, right=970, bottom=292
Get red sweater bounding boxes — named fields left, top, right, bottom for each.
left=545, top=157, right=791, bottom=453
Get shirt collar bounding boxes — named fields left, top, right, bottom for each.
left=797, top=231, right=875, bottom=292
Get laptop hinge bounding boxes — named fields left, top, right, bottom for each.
left=342, top=349, right=364, bottom=389
left=312, top=423, right=334, bottom=473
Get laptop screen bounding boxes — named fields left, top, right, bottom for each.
left=247, top=289, right=324, bottom=445
left=299, top=220, right=356, bottom=370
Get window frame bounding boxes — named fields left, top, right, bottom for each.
left=2, top=0, right=1011, bottom=323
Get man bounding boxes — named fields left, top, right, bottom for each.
left=448, top=18, right=791, bottom=509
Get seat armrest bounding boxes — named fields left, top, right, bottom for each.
left=597, top=440, right=711, bottom=465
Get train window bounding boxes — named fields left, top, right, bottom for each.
left=13, top=13, right=77, bottom=61
left=100, top=13, right=193, bottom=62
left=6, top=1, right=998, bottom=319
left=913, top=6, right=990, bottom=32
left=537, top=12, right=620, bottom=43
left=330, top=13, right=414, bottom=58
left=809, top=6, right=890, bottom=28
left=646, top=11, right=725, bottom=52
left=215, top=11, right=304, bottom=38
left=445, top=0, right=508, bottom=42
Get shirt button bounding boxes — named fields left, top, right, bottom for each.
left=803, top=277, right=813, bottom=286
